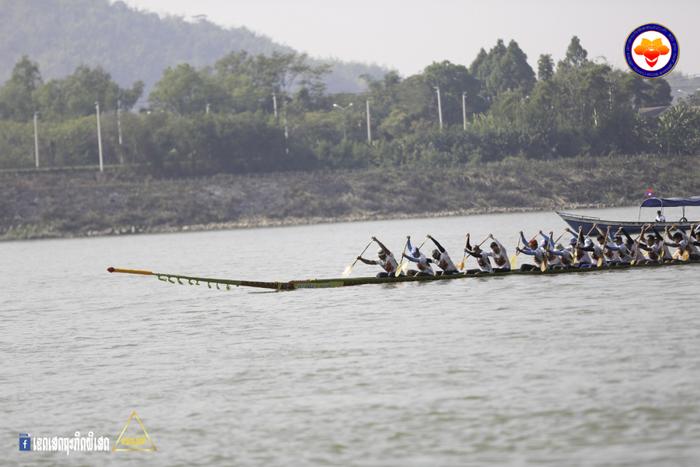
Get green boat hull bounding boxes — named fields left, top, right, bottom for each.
left=148, top=259, right=700, bottom=291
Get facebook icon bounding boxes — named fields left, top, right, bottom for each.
left=19, top=433, right=31, bottom=451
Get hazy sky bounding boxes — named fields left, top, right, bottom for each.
left=121, top=0, right=699, bottom=77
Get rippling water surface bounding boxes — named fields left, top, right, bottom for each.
left=3, top=207, right=700, bottom=466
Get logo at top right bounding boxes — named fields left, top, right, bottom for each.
left=625, top=23, right=679, bottom=78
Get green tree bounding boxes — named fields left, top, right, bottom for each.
left=537, top=54, right=554, bottom=81
left=561, top=36, right=588, bottom=68
left=0, top=55, right=42, bottom=120
left=656, top=104, right=700, bottom=155
left=149, top=64, right=226, bottom=114
left=33, top=65, right=143, bottom=118
left=423, top=60, right=486, bottom=126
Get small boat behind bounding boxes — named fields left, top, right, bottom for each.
left=558, top=196, right=700, bottom=234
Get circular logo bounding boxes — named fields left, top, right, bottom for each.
left=624, top=23, right=679, bottom=78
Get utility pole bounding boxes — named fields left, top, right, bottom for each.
left=272, top=92, right=278, bottom=120
left=282, top=99, right=289, bottom=155
left=435, top=86, right=443, bottom=131
left=462, top=92, right=468, bottom=131
left=117, top=99, right=123, bottom=146
left=33, top=112, right=40, bottom=168
left=95, top=101, right=104, bottom=173
left=366, top=99, right=372, bottom=144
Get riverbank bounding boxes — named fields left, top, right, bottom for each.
left=2, top=153, right=698, bottom=241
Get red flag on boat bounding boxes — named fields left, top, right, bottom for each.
left=645, top=187, right=655, bottom=197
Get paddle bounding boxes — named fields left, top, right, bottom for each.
left=596, top=227, right=611, bottom=268
left=456, top=234, right=470, bottom=271
left=515, top=232, right=540, bottom=269
left=404, top=237, right=430, bottom=275
left=630, top=224, right=649, bottom=266
left=342, top=239, right=374, bottom=277
left=509, top=237, right=520, bottom=269
left=394, top=238, right=410, bottom=277
left=459, top=234, right=490, bottom=271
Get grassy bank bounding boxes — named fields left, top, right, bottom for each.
left=1, top=154, right=698, bottom=241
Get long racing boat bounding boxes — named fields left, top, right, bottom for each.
left=108, top=259, right=700, bottom=291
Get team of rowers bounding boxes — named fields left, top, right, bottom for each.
left=356, top=223, right=700, bottom=277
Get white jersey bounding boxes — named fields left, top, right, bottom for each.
left=486, top=240, right=510, bottom=269
left=604, top=242, right=621, bottom=262
left=546, top=251, right=562, bottom=267
left=559, top=247, right=575, bottom=265
left=678, top=231, right=700, bottom=255
left=379, top=254, right=398, bottom=273
left=615, top=242, right=632, bottom=262
left=631, top=242, right=646, bottom=262
left=591, top=243, right=605, bottom=261
left=435, top=251, right=457, bottom=272
left=476, top=251, right=493, bottom=273
left=414, top=253, right=435, bottom=275
left=576, top=248, right=593, bottom=265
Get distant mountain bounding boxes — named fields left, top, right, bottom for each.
left=0, top=0, right=388, bottom=93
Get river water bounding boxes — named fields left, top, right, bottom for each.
left=3, top=207, right=700, bottom=466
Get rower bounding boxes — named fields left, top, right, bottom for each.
left=619, top=226, right=647, bottom=264
left=594, top=226, right=622, bottom=266
left=516, top=231, right=547, bottom=271
left=539, top=231, right=564, bottom=269
left=577, top=224, right=607, bottom=266
left=356, top=236, right=401, bottom=277
left=612, top=231, right=633, bottom=264
left=639, top=229, right=671, bottom=263
left=426, top=235, right=459, bottom=275
left=548, top=239, right=575, bottom=268
left=655, top=210, right=666, bottom=223
left=664, top=226, right=700, bottom=260
left=402, top=236, right=435, bottom=276
left=572, top=228, right=594, bottom=267
left=484, top=234, right=510, bottom=272
left=464, top=236, right=493, bottom=274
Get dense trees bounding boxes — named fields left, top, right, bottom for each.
left=0, top=56, right=143, bottom=120
left=0, top=36, right=696, bottom=175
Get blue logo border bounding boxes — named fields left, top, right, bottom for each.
left=624, top=23, right=679, bottom=78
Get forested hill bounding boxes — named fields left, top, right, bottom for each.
left=0, top=0, right=387, bottom=93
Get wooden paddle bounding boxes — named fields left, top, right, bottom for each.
left=596, top=227, right=611, bottom=268
left=395, top=237, right=428, bottom=277
left=509, top=237, right=520, bottom=269
left=456, top=234, right=470, bottom=271
left=342, top=239, right=374, bottom=277
left=516, top=232, right=542, bottom=270
left=460, top=234, right=490, bottom=271
left=630, top=224, right=649, bottom=266
left=394, top=239, right=410, bottom=277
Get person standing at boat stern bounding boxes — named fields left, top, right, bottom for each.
left=402, top=236, right=435, bottom=276
left=655, top=210, right=666, bottom=223
left=357, top=237, right=401, bottom=277
left=426, top=235, right=459, bottom=275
